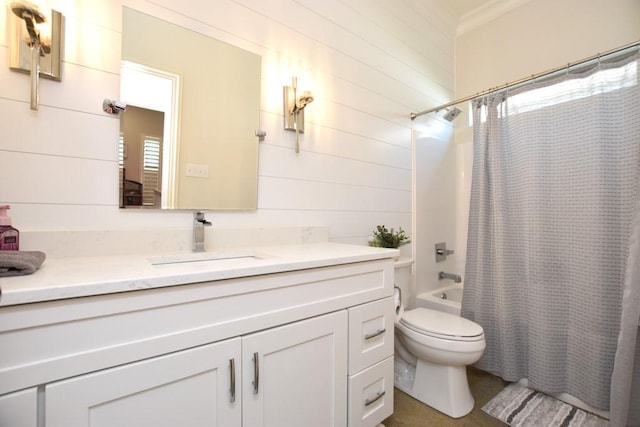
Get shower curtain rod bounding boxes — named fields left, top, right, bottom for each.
left=410, top=40, right=640, bottom=120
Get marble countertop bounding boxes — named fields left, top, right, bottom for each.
left=0, top=243, right=399, bottom=307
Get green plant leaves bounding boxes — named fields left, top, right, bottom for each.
left=369, top=225, right=410, bottom=248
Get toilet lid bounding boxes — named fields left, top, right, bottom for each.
left=400, top=308, right=484, bottom=339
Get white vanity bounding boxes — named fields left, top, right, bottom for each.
left=0, top=242, right=397, bottom=427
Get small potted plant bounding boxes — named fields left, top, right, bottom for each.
left=368, top=225, right=410, bottom=249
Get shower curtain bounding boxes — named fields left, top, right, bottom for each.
left=461, top=52, right=640, bottom=419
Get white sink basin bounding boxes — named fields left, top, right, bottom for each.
left=148, top=250, right=270, bottom=266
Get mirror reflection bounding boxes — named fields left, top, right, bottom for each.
left=119, top=7, right=261, bottom=210
left=120, top=106, right=164, bottom=207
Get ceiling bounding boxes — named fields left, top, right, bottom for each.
left=448, top=0, right=494, bottom=18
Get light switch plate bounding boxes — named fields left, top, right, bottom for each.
left=185, top=163, right=209, bottom=178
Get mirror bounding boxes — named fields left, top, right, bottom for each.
left=119, top=7, right=261, bottom=210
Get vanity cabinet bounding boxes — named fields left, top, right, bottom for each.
left=45, top=311, right=347, bottom=427
left=0, top=258, right=394, bottom=426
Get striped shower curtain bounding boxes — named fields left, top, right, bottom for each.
left=461, top=52, right=640, bottom=420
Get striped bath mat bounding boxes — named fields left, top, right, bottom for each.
left=482, top=382, right=609, bottom=427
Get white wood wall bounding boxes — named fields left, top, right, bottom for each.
left=0, top=0, right=458, bottom=248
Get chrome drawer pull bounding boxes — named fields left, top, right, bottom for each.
left=365, top=390, right=386, bottom=406
left=253, top=352, right=259, bottom=394
left=364, top=328, right=386, bottom=340
left=229, top=358, right=236, bottom=403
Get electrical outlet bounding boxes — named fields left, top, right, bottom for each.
left=185, top=163, right=209, bottom=178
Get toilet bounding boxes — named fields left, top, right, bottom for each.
left=393, top=259, right=486, bottom=418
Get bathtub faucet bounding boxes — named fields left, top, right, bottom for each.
left=438, top=271, right=462, bottom=283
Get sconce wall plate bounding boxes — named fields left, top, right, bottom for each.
left=9, top=6, right=63, bottom=81
left=282, top=77, right=313, bottom=153
left=283, top=76, right=314, bottom=153
left=283, top=85, right=305, bottom=133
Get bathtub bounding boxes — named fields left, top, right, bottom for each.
left=416, top=283, right=463, bottom=315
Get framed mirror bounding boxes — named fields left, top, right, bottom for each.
left=119, top=7, right=261, bottom=210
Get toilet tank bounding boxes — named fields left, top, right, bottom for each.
left=394, top=257, right=414, bottom=309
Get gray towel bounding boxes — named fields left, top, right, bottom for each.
left=0, top=251, right=46, bottom=277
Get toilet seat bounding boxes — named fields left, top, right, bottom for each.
left=399, top=308, right=483, bottom=342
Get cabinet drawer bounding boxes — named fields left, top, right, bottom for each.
left=348, top=356, right=393, bottom=427
left=348, top=297, right=394, bottom=374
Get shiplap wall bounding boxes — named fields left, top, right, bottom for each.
left=0, top=0, right=457, bottom=249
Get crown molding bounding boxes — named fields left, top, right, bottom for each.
left=457, top=0, right=533, bottom=37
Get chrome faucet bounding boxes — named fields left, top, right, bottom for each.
left=438, top=271, right=462, bottom=283
left=193, top=211, right=212, bottom=252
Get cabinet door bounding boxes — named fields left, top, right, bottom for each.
left=45, top=338, right=241, bottom=427
left=243, top=310, right=348, bottom=427
left=0, top=387, right=38, bottom=427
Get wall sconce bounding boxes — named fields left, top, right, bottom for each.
left=283, top=77, right=314, bottom=153
left=9, top=2, right=63, bottom=111
left=102, top=99, right=127, bottom=115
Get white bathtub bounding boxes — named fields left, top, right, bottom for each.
left=416, top=283, right=463, bottom=315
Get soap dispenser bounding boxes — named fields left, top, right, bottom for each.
left=0, top=205, right=19, bottom=250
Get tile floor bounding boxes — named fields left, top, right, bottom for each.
left=382, top=367, right=509, bottom=426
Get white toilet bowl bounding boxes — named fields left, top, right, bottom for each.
left=394, top=297, right=486, bottom=418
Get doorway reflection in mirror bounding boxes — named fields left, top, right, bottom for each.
left=120, top=61, right=179, bottom=209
